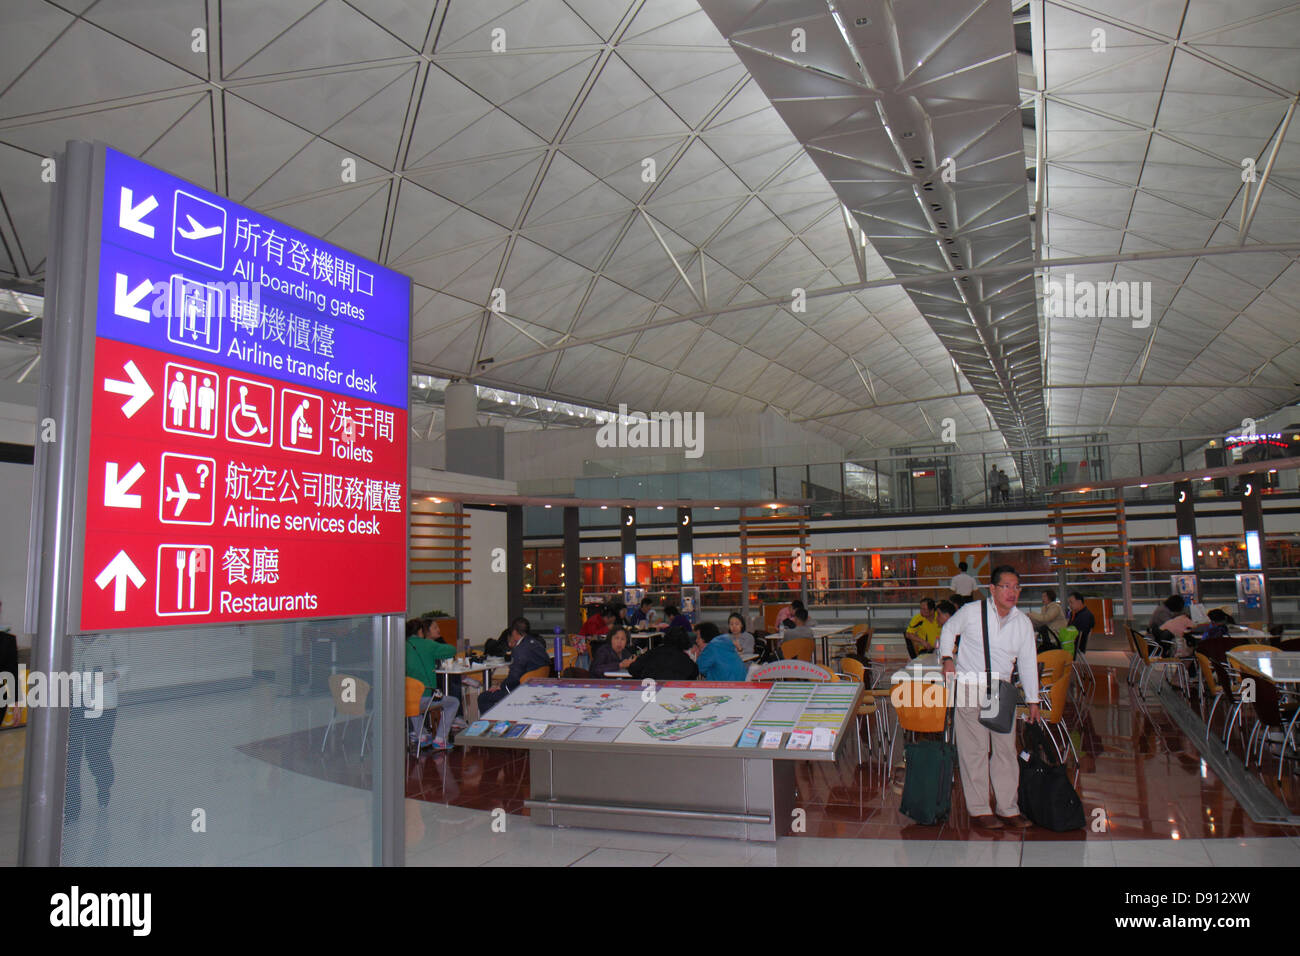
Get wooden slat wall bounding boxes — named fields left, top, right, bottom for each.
left=410, top=508, right=471, bottom=586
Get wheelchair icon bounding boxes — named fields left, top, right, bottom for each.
left=231, top=384, right=269, bottom=438
left=225, top=377, right=274, bottom=446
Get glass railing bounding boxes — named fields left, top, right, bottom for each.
left=543, top=432, right=1300, bottom=521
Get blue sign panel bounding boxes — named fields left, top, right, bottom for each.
left=99, top=148, right=409, bottom=407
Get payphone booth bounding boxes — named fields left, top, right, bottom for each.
left=680, top=586, right=701, bottom=628
left=1235, top=573, right=1265, bottom=625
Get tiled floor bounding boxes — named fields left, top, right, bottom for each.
left=400, top=799, right=1300, bottom=867
left=4, top=646, right=1300, bottom=866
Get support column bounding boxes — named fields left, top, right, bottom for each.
left=1174, top=479, right=1201, bottom=600
left=564, top=506, right=580, bottom=634
left=372, top=613, right=404, bottom=866
left=506, top=505, right=523, bottom=623
left=20, top=143, right=94, bottom=866
left=677, top=507, right=692, bottom=578
left=621, top=507, right=637, bottom=594
left=1240, top=474, right=1273, bottom=626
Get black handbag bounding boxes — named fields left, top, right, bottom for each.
left=978, top=600, right=1018, bottom=734
left=1017, top=722, right=1086, bottom=831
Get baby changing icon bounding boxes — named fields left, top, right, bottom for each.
left=279, top=388, right=322, bottom=455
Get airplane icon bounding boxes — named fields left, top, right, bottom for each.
left=164, top=474, right=201, bottom=517
left=177, top=214, right=222, bottom=240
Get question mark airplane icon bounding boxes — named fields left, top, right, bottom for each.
left=159, top=452, right=216, bottom=525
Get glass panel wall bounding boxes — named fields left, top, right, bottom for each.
left=61, top=617, right=378, bottom=865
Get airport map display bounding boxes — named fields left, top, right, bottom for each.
left=615, top=684, right=770, bottom=747
left=473, top=679, right=859, bottom=753
left=468, top=681, right=647, bottom=729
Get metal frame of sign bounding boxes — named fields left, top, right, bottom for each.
left=22, top=141, right=411, bottom=866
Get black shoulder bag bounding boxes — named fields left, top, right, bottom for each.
left=978, top=599, right=1018, bottom=734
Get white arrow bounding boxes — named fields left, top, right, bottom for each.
left=118, top=188, right=157, bottom=239
left=94, top=550, right=145, bottom=612
left=103, top=461, right=144, bottom=509
left=102, top=359, right=154, bottom=418
left=114, top=273, right=153, bottom=323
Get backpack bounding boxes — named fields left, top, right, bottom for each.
left=1017, top=723, right=1085, bottom=831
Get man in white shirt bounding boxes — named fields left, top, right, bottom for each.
left=939, top=565, right=1039, bottom=830
left=949, top=562, right=977, bottom=598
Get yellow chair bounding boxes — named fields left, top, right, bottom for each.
left=1037, top=649, right=1072, bottom=690
left=887, top=679, right=949, bottom=768
left=1039, top=669, right=1076, bottom=763
left=781, top=637, right=814, bottom=662
left=405, top=676, right=442, bottom=754
left=322, top=674, right=371, bottom=758
left=1129, top=625, right=1186, bottom=695
left=1196, top=652, right=1226, bottom=742
left=519, top=665, right=551, bottom=685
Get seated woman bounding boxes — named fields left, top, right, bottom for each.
left=590, top=626, right=637, bottom=678
left=726, top=612, right=754, bottom=656
left=1149, top=594, right=1186, bottom=653
left=578, top=604, right=609, bottom=637
left=662, top=604, right=691, bottom=630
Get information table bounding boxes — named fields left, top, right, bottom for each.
left=460, top=679, right=861, bottom=841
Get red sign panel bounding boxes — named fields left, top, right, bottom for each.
left=82, top=337, right=407, bottom=629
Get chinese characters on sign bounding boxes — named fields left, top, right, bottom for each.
left=80, top=148, right=410, bottom=630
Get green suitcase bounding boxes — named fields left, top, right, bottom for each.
left=899, top=739, right=957, bottom=825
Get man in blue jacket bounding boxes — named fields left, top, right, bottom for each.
left=693, top=621, right=748, bottom=681
left=477, top=617, right=551, bottom=714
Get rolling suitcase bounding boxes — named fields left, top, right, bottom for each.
left=899, top=739, right=957, bottom=825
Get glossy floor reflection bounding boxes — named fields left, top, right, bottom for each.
left=239, top=661, right=1300, bottom=849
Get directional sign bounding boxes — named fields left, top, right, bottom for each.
left=76, top=147, right=410, bottom=630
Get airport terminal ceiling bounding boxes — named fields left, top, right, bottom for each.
left=1, top=0, right=1299, bottom=488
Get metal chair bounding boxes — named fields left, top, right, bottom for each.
left=322, top=673, right=372, bottom=758
left=1127, top=626, right=1184, bottom=696
left=839, top=658, right=887, bottom=763
left=1244, top=675, right=1300, bottom=780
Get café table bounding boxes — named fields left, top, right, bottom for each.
left=1226, top=649, right=1300, bottom=686
left=811, top=623, right=854, bottom=667
left=436, top=659, right=500, bottom=698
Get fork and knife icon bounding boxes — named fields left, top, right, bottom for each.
left=174, top=548, right=205, bottom=609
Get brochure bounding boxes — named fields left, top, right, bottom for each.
left=786, top=730, right=813, bottom=750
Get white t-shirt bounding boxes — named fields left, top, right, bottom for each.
left=949, top=572, right=977, bottom=596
